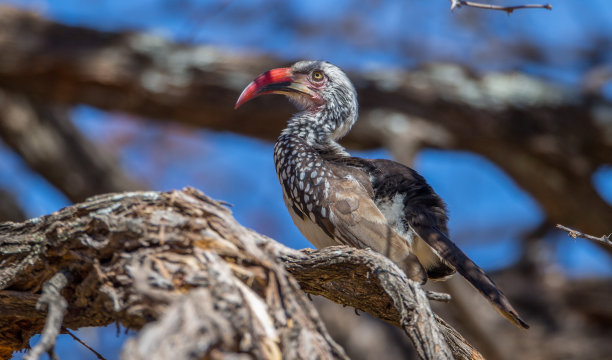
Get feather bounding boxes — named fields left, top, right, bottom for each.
left=413, top=224, right=529, bottom=329
left=326, top=176, right=426, bottom=282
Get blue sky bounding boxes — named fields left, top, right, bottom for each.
left=3, top=1, right=612, bottom=358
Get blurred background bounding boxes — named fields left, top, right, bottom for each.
left=1, top=0, right=611, bottom=359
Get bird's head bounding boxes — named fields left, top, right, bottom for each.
left=235, top=60, right=358, bottom=141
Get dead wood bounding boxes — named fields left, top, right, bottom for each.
left=280, top=248, right=481, bottom=360
left=0, top=188, right=481, bottom=360
left=23, top=270, right=71, bottom=360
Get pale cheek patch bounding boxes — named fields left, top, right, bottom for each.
left=287, top=93, right=319, bottom=110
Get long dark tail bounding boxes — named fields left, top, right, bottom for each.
left=414, top=224, right=529, bottom=329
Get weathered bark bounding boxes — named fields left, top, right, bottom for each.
left=0, top=90, right=142, bottom=203
left=0, top=5, right=609, bottom=237
left=0, top=188, right=481, bottom=360
left=280, top=248, right=482, bottom=360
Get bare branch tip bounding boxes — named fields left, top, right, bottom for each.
left=449, top=0, right=460, bottom=11
left=426, top=290, right=452, bottom=302
left=556, top=224, right=612, bottom=248
left=63, top=327, right=108, bottom=360
left=450, top=1, right=553, bottom=14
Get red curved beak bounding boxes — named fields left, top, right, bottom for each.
left=234, top=67, right=293, bottom=109
left=234, top=67, right=316, bottom=109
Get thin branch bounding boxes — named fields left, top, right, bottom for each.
left=62, top=327, right=107, bottom=360
left=426, top=290, right=452, bottom=303
left=556, top=224, right=612, bottom=249
left=24, top=270, right=72, bottom=360
left=450, top=0, right=552, bottom=14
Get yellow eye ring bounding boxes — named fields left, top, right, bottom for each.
left=311, top=70, right=324, bottom=82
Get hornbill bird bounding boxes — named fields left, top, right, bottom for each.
left=235, top=60, right=528, bottom=329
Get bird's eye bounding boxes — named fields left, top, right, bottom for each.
left=311, top=70, right=325, bottom=83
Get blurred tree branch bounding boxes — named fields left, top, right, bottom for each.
left=0, top=189, right=25, bottom=222
left=0, top=90, right=142, bottom=203
left=0, top=188, right=486, bottom=360
left=0, top=5, right=609, bottom=241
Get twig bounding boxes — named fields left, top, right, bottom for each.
left=24, top=270, right=72, bottom=360
left=426, top=290, right=452, bottom=302
left=450, top=0, right=552, bottom=14
left=62, top=327, right=108, bottom=360
left=556, top=224, right=612, bottom=249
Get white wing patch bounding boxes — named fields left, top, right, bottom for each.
left=375, top=193, right=413, bottom=244
left=375, top=193, right=441, bottom=271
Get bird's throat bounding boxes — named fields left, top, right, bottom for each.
left=282, top=107, right=355, bottom=148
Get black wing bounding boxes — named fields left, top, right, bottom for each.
left=358, top=158, right=529, bottom=329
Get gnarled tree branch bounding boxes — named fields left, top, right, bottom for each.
left=280, top=247, right=482, bottom=360
left=0, top=188, right=479, bottom=360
